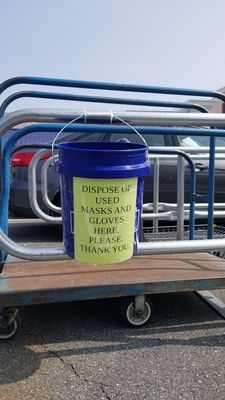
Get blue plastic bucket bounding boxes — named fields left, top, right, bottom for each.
left=55, top=141, right=150, bottom=264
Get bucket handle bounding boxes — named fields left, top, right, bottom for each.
left=51, top=111, right=87, bottom=164
left=111, top=113, right=148, bottom=146
left=51, top=110, right=148, bottom=164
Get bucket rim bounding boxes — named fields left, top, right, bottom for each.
left=58, top=141, right=149, bottom=153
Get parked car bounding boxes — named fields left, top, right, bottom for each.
left=9, top=128, right=225, bottom=218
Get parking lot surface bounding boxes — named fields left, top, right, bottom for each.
left=1, top=293, right=225, bottom=399
left=1, top=221, right=225, bottom=399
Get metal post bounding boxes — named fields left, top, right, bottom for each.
left=28, top=149, right=62, bottom=223
left=41, top=155, right=61, bottom=213
left=177, top=156, right=185, bottom=240
left=153, top=158, right=160, bottom=232
left=207, top=136, right=216, bottom=239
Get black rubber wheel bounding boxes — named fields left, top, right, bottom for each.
left=0, top=315, right=20, bottom=340
left=214, top=250, right=225, bottom=259
left=120, top=297, right=152, bottom=327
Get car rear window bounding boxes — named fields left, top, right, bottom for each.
left=109, top=133, right=165, bottom=146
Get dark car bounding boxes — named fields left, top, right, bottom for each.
left=9, top=129, right=225, bottom=218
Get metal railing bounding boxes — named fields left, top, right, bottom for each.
left=15, top=143, right=225, bottom=235
left=1, top=75, right=225, bottom=103
left=31, top=148, right=196, bottom=240
left=28, top=149, right=61, bottom=223
left=1, top=75, right=225, bottom=262
left=0, top=90, right=209, bottom=117
left=0, top=113, right=225, bottom=261
left=41, top=155, right=61, bottom=213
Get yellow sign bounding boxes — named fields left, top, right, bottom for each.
left=73, top=177, right=137, bottom=264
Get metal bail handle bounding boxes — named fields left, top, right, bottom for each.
left=51, top=111, right=87, bottom=164
left=51, top=110, right=148, bottom=164
left=111, top=112, right=148, bottom=146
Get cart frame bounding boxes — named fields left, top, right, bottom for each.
left=1, top=77, right=225, bottom=335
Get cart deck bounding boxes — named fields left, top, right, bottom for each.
left=1, top=252, right=225, bottom=308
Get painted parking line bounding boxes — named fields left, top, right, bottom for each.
left=197, top=290, right=225, bottom=319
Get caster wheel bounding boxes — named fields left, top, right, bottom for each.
left=0, top=311, right=20, bottom=340
left=214, top=251, right=225, bottom=259
left=120, top=297, right=152, bottom=327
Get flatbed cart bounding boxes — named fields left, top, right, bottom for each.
left=2, top=249, right=225, bottom=338
left=2, top=77, right=225, bottom=338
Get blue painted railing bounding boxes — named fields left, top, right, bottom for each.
left=1, top=76, right=225, bottom=103
left=0, top=90, right=208, bottom=117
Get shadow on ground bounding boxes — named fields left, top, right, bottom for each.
left=1, top=291, right=225, bottom=384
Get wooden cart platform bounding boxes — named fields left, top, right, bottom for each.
left=1, top=252, right=225, bottom=307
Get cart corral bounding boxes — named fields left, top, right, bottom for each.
left=1, top=76, right=225, bottom=338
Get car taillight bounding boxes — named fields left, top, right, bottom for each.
left=11, top=151, right=52, bottom=167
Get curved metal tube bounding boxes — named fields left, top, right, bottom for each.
left=0, top=90, right=209, bottom=117
left=28, top=149, right=62, bottom=223
left=141, top=212, right=173, bottom=221
left=0, top=109, right=84, bottom=139
left=0, top=228, right=67, bottom=260
left=150, top=154, right=225, bottom=160
left=150, top=148, right=196, bottom=239
left=175, top=147, right=225, bottom=154
left=142, top=210, right=225, bottom=221
left=1, top=75, right=225, bottom=102
left=41, top=155, right=61, bottom=213
left=143, top=202, right=225, bottom=211
left=3, top=109, right=225, bottom=139
left=137, top=239, right=225, bottom=255
left=4, top=120, right=225, bottom=139
left=2, top=222, right=225, bottom=261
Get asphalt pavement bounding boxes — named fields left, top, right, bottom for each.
left=1, top=220, right=225, bottom=400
